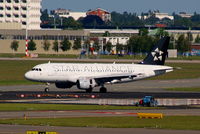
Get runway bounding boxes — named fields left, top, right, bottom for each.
left=0, top=125, right=199, bottom=134
left=1, top=109, right=200, bottom=119
left=1, top=78, right=200, bottom=100
left=1, top=78, right=200, bottom=92
left=0, top=78, right=200, bottom=133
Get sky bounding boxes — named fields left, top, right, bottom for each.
left=42, top=0, right=200, bottom=14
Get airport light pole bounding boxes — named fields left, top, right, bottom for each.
left=25, top=1, right=30, bottom=57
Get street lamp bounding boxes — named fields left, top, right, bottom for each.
left=25, top=0, right=30, bottom=57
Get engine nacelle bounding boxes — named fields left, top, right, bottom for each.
left=55, top=82, right=74, bottom=89
left=77, top=77, right=96, bottom=89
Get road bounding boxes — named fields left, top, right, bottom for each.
left=1, top=57, right=200, bottom=63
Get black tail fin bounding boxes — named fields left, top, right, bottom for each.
left=140, top=36, right=170, bottom=65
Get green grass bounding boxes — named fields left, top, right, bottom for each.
left=150, top=63, right=200, bottom=80
left=0, top=116, right=200, bottom=130
left=166, top=87, right=200, bottom=92
left=0, top=103, right=158, bottom=111
left=0, top=60, right=200, bottom=85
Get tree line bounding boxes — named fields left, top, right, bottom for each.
left=41, top=9, right=200, bottom=29
left=10, top=29, right=199, bottom=55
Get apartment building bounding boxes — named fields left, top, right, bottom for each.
left=51, top=8, right=86, bottom=20
left=0, top=0, right=41, bottom=30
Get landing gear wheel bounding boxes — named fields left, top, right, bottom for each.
left=86, top=88, right=93, bottom=93
left=100, top=87, right=107, bottom=93
left=45, top=87, right=49, bottom=92
left=44, top=83, right=50, bottom=92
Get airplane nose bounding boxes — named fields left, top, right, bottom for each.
left=24, top=71, right=32, bottom=80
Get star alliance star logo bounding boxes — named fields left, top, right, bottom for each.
left=151, top=48, right=164, bottom=61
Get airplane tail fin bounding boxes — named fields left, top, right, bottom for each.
left=140, top=36, right=170, bottom=65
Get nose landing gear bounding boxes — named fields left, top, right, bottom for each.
left=44, top=83, right=50, bottom=92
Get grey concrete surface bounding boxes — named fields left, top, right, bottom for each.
left=1, top=78, right=200, bottom=93
left=1, top=57, right=200, bottom=64
left=0, top=125, right=199, bottom=134
left=1, top=109, right=200, bottom=119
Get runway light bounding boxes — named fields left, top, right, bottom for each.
left=20, top=94, right=25, bottom=98
left=37, top=94, right=41, bottom=98
left=74, top=95, right=79, bottom=98
left=91, top=95, right=96, bottom=98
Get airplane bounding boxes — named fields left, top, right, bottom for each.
left=25, top=36, right=173, bottom=93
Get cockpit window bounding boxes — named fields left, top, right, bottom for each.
left=31, top=68, right=42, bottom=71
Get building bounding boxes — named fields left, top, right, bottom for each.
left=0, top=0, right=41, bottom=30
left=178, top=12, right=193, bottom=18
left=153, top=12, right=174, bottom=20
left=0, top=29, right=89, bottom=54
left=87, top=8, right=111, bottom=22
left=89, top=29, right=136, bottom=54
left=139, top=12, right=174, bottom=20
left=51, top=8, right=86, bottom=20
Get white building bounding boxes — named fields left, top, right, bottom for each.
left=179, top=12, right=193, bottom=18
left=153, top=13, right=174, bottom=20
left=0, top=0, right=41, bottom=30
left=52, top=8, right=86, bottom=20
left=139, top=12, right=174, bottom=20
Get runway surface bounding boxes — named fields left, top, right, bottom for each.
left=0, top=68, right=199, bottom=133
left=0, top=125, right=199, bottom=134
left=1, top=78, right=200, bottom=92
left=0, top=78, right=200, bottom=99
left=1, top=109, right=200, bottom=119
left=0, top=109, right=200, bottom=134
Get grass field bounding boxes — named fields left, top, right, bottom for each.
left=166, top=87, right=200, bottom=92
left=0, top=103, right=158, bottom=111
left=0, top=60, right=200, bottom=85
left=0, top=116, right=199, bottom=130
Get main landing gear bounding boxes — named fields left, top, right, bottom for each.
left=86, top=88, right=93, bottom=93
left=100, top=87, right=107, bottom=93
left=44, top=83, right=50, bottom=92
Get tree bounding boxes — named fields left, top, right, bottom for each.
left=195, top=34, right=200, bottom=43
left=103, top=31, right=111, bottom=37
left=116, top=43, right=124, bottom=54
left=139, top=28, right=149, bottom=36
left=28, top=39, right=37, bottom=51
left=52, top=40, right=59, bottom=53
left=176, top=34, right=191, bottom=53
left=10, top=40, right=19, bottom=54
left=43, top=39, right=51, bottom=52
left=83, top=39, right=91, bottom=55
left=73, top=38, right=82, bottom=50
left=155, top=28, right=169, bottom=38
left=93, top=40, right=100, bottom=52
left=104, top=41, right=112, bottom=53
left=60, top=38, right=72, bottom=52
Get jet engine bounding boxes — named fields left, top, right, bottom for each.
left=55, top=82, right=75, bottom=89
left=77, top=77, right=96, bottom=89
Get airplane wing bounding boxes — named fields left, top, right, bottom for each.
left=92, top=73, right=138, bottom=84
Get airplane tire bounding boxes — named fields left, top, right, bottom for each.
left=45, top=87, right=49, bottom=92
left=100, top=87, right=107, bottom=93
left=86, top=88, right=92, bottom=93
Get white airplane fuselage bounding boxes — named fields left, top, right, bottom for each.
left=25, top=62, right=173, bottom=90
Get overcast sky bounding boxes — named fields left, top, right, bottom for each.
left=42, top=0, right=200, bottom=14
